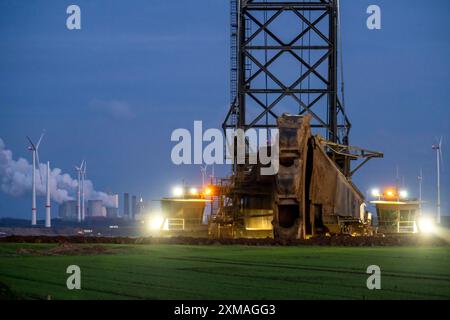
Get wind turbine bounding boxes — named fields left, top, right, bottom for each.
left=81, top=161, right=86, bottom=221
left=432, top=137, right=444, bottom=224
left=200, top=165, right=208, bottom=186
left=209, top=165, right=215, bottom=185
left=75, top=160, right=85, bottom=223
left=45, top=161, right=51, bottom=228
left=26, top=132, right=44, bottom=226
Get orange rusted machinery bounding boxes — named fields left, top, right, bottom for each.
left=273, top=114, right=372, bottom=239
left=214, top=1, right=383, bottom=239
left=210, top=114, right=382, bottom=239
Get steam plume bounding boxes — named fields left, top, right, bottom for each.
left=0, top=138, right=114, bottom=206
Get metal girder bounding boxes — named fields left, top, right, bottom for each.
left=316, top=137, right=384, bottom=177
left=223, top=0, right=350, bottom=148
left=245, top=1, right=333, bottom=10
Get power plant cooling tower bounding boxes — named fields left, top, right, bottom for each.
left=106, top=207, right=119, bottom=218
left=88, top=200, right=106, bottom=218
left=111, top=194, right=119, bottom=209
left=58, top=200, right=78, bottom=220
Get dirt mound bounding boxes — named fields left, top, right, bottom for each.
left=1, top=234, right=448, bottom=246
left=16, top=243, right=111, bottom=256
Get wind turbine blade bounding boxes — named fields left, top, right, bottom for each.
left=36, top=132, right=45, bottom=149
left=26, top=136, right=35, bottom=149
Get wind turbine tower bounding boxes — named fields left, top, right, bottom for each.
left=45, top=161, right=51, bottom=228
left=81, top=161, right=86, bottom=221
left=75, top=160, right=85, bottom=223
left=200, top=165, right=208, bottom=186
left=432, top=138, right=443, bottom=224
left=26, top=133, right=44, bottom=226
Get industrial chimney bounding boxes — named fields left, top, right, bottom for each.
left=123, top=193, right=130, bottom=219
left=131, top=195, right=137, bottom=220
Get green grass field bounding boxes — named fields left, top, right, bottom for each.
left=0, top=243, right=449, bottom=300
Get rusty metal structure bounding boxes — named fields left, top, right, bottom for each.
left=213, top=0, right=383, bottom=239
left=224, top=0, right=351, bottom=172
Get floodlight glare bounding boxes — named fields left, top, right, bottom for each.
left=399, top=190, right=408, bottom=199
left=418, top=217, right=435, bottom=234
left=172, top=186, right=184, bottom=197
left=148, top=216, right=164, bottom=230
left=371, top=189, right=380, bottom=197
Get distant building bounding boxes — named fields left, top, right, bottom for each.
left=106, top=207, right=118, bottom=218
left=107, top=193, right=119, bottom=218
left=138, top=197, right=145, bottom=215
left=111, top=194, right=119, bottom=209
left=131, top=195, right=137, bottom=220
left=123, top=193, right=130, bottom=218
left=58, top=200, right=77, bottom=220
left=59, top=198, right=122, bottom=221
left=88, top=200, right=106, bottom=218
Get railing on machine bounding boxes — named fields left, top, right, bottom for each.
left=398, top=221, right=416, bottom=233
left=166, top=218, right=185, bottom=231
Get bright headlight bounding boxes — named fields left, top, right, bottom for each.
left=418, top=217, right=435, bottom=234
left=148, top=216, right=164, bottom=230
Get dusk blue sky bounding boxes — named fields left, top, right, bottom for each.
left=0, top=0, right=449, bottom=219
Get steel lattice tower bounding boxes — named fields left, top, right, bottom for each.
left=224, top=0, right=351, bottom=172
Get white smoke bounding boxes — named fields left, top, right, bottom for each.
left=0, top=138, right=115, bottom=207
